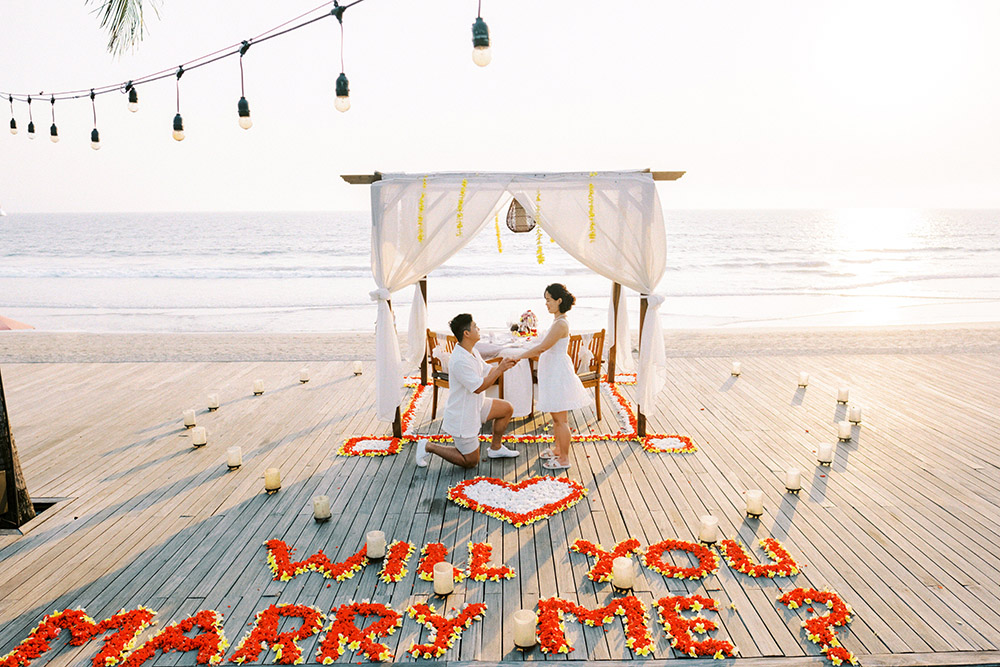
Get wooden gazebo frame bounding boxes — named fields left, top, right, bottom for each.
left=343, top=169, right=685, bottom=439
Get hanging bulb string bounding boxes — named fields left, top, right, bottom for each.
left=478, top=0, right=482, bottom=18
left=239, top=42, right=249, bottom=97
left=50, top=96, right=56, bottom=124
left=91, top=89, right=97, bottom=127
left=27, top=96, right=32, bottom=122
left=0, top=0, right=376, bottom=103
left=175, top=67, right=184, bottom=114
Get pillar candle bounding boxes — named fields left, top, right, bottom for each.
left=731, top=362, right=741, bottom=376
left=191, top=426, right=207, bottom=447
left=612, top=556, right=634, bottom=589
left=264, top=468, right=281, bottom=493
left=745, top=489, right=764, bottom=517
left=697, top=515, right=719, bottom=543
left=313, top=495, right=331, bottom=522
left=837, top=387, right=850, bottom=403
left=183, top=409, right=196, bottom=428
left=352, top=361, right=363, bottom=376
left=818, top=443, right=834, bottom=465
left=299, top=368, right=309, bottom=383
left=512, top=609, right=537, bottom=648
left=433, top=561, right=454, bottom=595
left=849, top=405, right=862, bottom=424
left=837, top=420, right=852, bottom=441
left=226, top=446, right=242, bottom=470
left=366, top=530, right=386, bottom=559
left=798, top=372, right=809, bottom=387
left=253, top=379, right=265, bottom=395
left=207, top=394, right=220, bottom=411
left=785, top=468, right=802, bottom=492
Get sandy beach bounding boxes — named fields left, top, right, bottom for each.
left=1, top=321, right=998, bottom=363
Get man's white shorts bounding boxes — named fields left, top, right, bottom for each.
left=452, top=398, right=494, bottom=454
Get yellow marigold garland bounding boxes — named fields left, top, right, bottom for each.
left=494, top=211, right=502, bottom=253
left=534, top=190, right=544, bottom=264
left=417, top=176, right=427, bottom=243
left=456, top=178, right=468, bottom=236
left=588, top=181, right=596, bottom=242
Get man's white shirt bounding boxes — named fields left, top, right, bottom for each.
left=442, top=345, right=487, bottom=438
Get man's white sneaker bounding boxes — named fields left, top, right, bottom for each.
left=415, top=439, right=430, bottom=467
left=487, top=444, right=520, bottom=459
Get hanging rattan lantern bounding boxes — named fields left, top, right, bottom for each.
left=506, top=199, right=536, bottom=233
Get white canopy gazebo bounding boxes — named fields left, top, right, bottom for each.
left=343, top=169, right=684, bottom=438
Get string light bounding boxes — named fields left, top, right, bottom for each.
left=333, top=3, right=350, bottom=112
left=238, top=41, right=252, bottom=129
left=26, top=96, right=34, bottom=139
left=1, top=0, right=495, bottom=149
left=49, top=96, right=59, bottom=143
left=126, top=81, right=139, bottom=112
left=472, top=1, right=491, bottom=67
left=90, top=90, right=101, bottom=150
left=172, top=67, right=185, bottom=141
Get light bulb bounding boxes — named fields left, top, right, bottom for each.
left=128, top=87, right=139, bottom=113
left=238, top=96, right=252, bottom=129
left=9, top=118, right=16, bottom=135
left=335, top=73, right=350, bottom=113
left=27, top=121, right=35, bottom=139
left=128, top=101, right=138, bottom=113
left=91, top=128, right=101, bottom=151
left=50, top=124, right=59, bottom=143
left=472, top=45, right=492, bottom=67
left=471, top=16, right=491, bottom=67
left=172, top=113, right=185, bottom=142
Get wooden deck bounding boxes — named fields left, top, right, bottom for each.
left=2, top=351, right=1000, bottom=666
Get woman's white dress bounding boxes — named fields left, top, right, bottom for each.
left=536, top=323, right=592, bottom=413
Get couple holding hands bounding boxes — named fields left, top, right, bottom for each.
left=415, top=283, right=591, bottom=472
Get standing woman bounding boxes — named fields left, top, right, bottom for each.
left=517, top=283, right=591, bottom=470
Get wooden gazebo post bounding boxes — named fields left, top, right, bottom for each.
left=607, top=282, right=622, bottom=381
left=0, top=367, right=34, bottom=528
left=418, top=277, right=428, bottom=386
left=637, top=295, right=649, bottom=437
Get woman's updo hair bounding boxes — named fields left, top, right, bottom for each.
left=545, top=283, right=575, bottom=313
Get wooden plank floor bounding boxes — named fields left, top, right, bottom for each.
left=1, top=352, right=1000, bottom=666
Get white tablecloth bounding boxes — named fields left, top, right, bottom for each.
left=476, top=334, right=534, bottom=418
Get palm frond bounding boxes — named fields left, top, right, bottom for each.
left=85, top=0, right=161, bottom=56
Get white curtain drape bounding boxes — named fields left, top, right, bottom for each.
left=607, top=290, right=634, bottom=374
left=406, top=284, right=427, bottom=366
left=370, top=171, right=668, bottom=422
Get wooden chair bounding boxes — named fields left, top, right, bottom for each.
left=426, top=330, right=458, bottom=420
left=569, top=330, right=605, bottom=421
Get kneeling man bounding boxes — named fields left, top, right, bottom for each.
left=415, top=313, right=519, bottom=468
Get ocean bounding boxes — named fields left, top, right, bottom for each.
left=1, top=209, right=998, bottom=333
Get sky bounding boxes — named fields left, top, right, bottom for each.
left=2, top=0, right=999, bottom=212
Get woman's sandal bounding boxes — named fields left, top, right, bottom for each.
left=542, top=459, right=571, bottom=471
left=539, top=447, right=556, bottom=459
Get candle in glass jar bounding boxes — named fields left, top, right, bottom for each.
left=313, top=495, right=331, bottom=522
left=207, top=394, right=219, bottom=411
left=785, top=468, right=802, bottom=492
left=183, top=409, right=196, bottom=428
left=818, top=443, right=834, bottom=465
left=798, top=372, right=809, bottom=387
left=837, top=420, right=852, bottom=441
left=849, top=405, right=862, bottom=424
left=512, top=609, right=537, bottom=648
left=731, top=362, right=742, bottom=376
left=253, top=379, right=265, bottom=395
left=433, top=561, right=454, bottom=595
left=299, top=368, right=309, bottom=383
left=191, top=426, right=207, bottom=447
left=612, top=556, right=634, bottom=589
left=352, top=361, right=363, bottom=376
left=226, top=446, right=242, bottom=470
left=264, top=468, right=281, bottom=493
left=837, top=387, right=850, bottom=403
left=697, top=515, right=719, bottom=544
left=745, top=489, right=764, bottom=517
left=366, top=530, right=386, bottom=559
